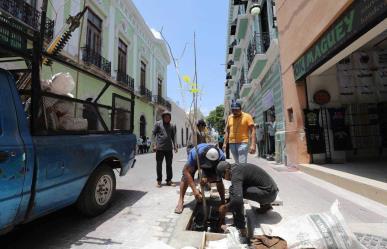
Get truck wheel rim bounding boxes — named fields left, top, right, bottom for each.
left=95, top=175, right=113, bottom=205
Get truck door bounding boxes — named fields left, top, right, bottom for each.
left=0, top=71, right=26, bottom=230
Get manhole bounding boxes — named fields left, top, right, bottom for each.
left=355, top=233, right=387, bottom=249
left=186, top=199, right=224, bottom=233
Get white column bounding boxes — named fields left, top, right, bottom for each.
left=133, top=35, right=138, bottom=89
left=108, top=3, right=116, bottom=77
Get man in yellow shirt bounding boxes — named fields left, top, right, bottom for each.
left=223, top=102, right=256, bottom=163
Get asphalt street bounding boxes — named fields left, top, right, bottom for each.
left=1, top=149, right=387, bottom=249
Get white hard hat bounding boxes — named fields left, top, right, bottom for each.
left=205, top=147, right=219, bottom=161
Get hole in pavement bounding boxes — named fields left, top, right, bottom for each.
left=186, top=199, right=224, bottom=233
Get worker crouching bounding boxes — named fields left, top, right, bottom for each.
left=217, top=161, right=279, bottom=238
left=175, top=143, right=226, bottom=214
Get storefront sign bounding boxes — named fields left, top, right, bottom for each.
left=262, top=90, right=274, bottom=111
left=313, top=90, right=331, bottom=105
left=293, top=0, right=387, bottom=81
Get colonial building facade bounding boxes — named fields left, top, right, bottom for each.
left=41, top=0, right=171, bottom=140
left=224, top=0, right=285, bottom=162
left=276, top=0, right=387, bottom=166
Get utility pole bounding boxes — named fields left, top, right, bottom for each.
left=193, top=32, right=208, bottom=226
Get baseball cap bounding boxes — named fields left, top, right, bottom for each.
left=231, top=102, right=241, bottom=110
left=201, top=147, right=220, bottom=169
left=216, top=161, right=231, bottom=175
left=197, top=119, right=206, bottom=127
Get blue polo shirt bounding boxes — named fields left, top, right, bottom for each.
left=187, top=143, right=225, bottom=169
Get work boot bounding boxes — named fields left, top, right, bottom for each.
left=255, top=204, right=273, bottom=214
left=166, top=181, right=176, bottom=187
left=156, top=181, right=162, bottom=188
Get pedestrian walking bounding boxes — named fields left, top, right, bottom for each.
left=137, top=137, right=143, bottom=154
left=255, top=124, right=265, bottom=158
left=197, top=119, right=207, bottom=145
left=223, top=102, right=256, bottom=163
left=175, top=143, right=226, bottom=214
left=217, top=161, right=279, bottom=239
left=186, top=119, right=208, bottom=155
left=146, top=137, right=151, bottom=153
left=218, top=132, right=224, bottom=151
left=152, top=111, right=178, bottom=188
left=142, top=135, right=147, bottom=153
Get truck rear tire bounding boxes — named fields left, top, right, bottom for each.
left=77, top=164, right=116, bottom=216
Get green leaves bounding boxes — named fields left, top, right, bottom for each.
left=206, top=105, right=225, bottom=132
left=182, top=74, right=200, bottom=94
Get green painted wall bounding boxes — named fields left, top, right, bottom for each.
left=115, top=9, right=135, bottom=78
left=41, top=0, right=168, bottom=138
left=244, top=57, right=285, bottom=162
left=42, top=62, right=134, bottom=131
left=134, top=99, right=154, bottom=138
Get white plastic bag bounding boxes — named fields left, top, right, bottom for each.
left=225, top=227, right=249, bottom=249
left=270, top=200, right=366, bottom=249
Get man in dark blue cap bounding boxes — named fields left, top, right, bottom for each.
left=223, top=101, right=256, bottom=163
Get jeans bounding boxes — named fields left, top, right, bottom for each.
left=229, top=143, right=248, bottom=164
left=233, top=186, right=278, bottom=229
left=156, top=150, right=173, bottom=182
left=269, top=136, right=275, bottom=155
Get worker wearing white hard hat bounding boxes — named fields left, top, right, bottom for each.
left=175, top=143, right=226, bottom=214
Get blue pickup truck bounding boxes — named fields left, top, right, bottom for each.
left=0, top=69, right=136, bottom=234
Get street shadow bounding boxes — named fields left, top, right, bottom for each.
left=0, top=189, right=147, bottom=249
left=246, top=209, right=283, bottom=236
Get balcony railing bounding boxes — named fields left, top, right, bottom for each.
left=81, top=46, right=111, bottom=75
left=247, top=32, right=272, bottom=68
left=0, top=0, right=55, bottom=41
left=117, top=71, right=135, bottom=92
left=153, top=95, right=164, bottom=105
left=153, top=95, right=171, bottom=109
left=44, top=18, right=55, bottom=41
left=239, top=78, right=247, bottom=90
left=0, top=0, right=40, bottom=29
left=166, top=101, right=171, bottom=110
left=140, top=85, right=152, bottom=102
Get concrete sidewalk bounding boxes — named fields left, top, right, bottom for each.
left=298, top=163, right=387, bottom=205
left=246, top=155, right=387, bottom=239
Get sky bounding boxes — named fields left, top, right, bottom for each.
left=132, top=0, right=229, bottom=116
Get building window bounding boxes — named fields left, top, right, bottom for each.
left=86, top=10, right=102, bottom=54
left=118, top=39, right=127, bottom=75
left=112, top=94, right=133, bottom=131
left=140, top=61, right=146, bottom=88
left=288, top=108, right=294, bottom=123
left=158, top=78, right=162, bottom=96
left=140, top=115, right=146, bottom=137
